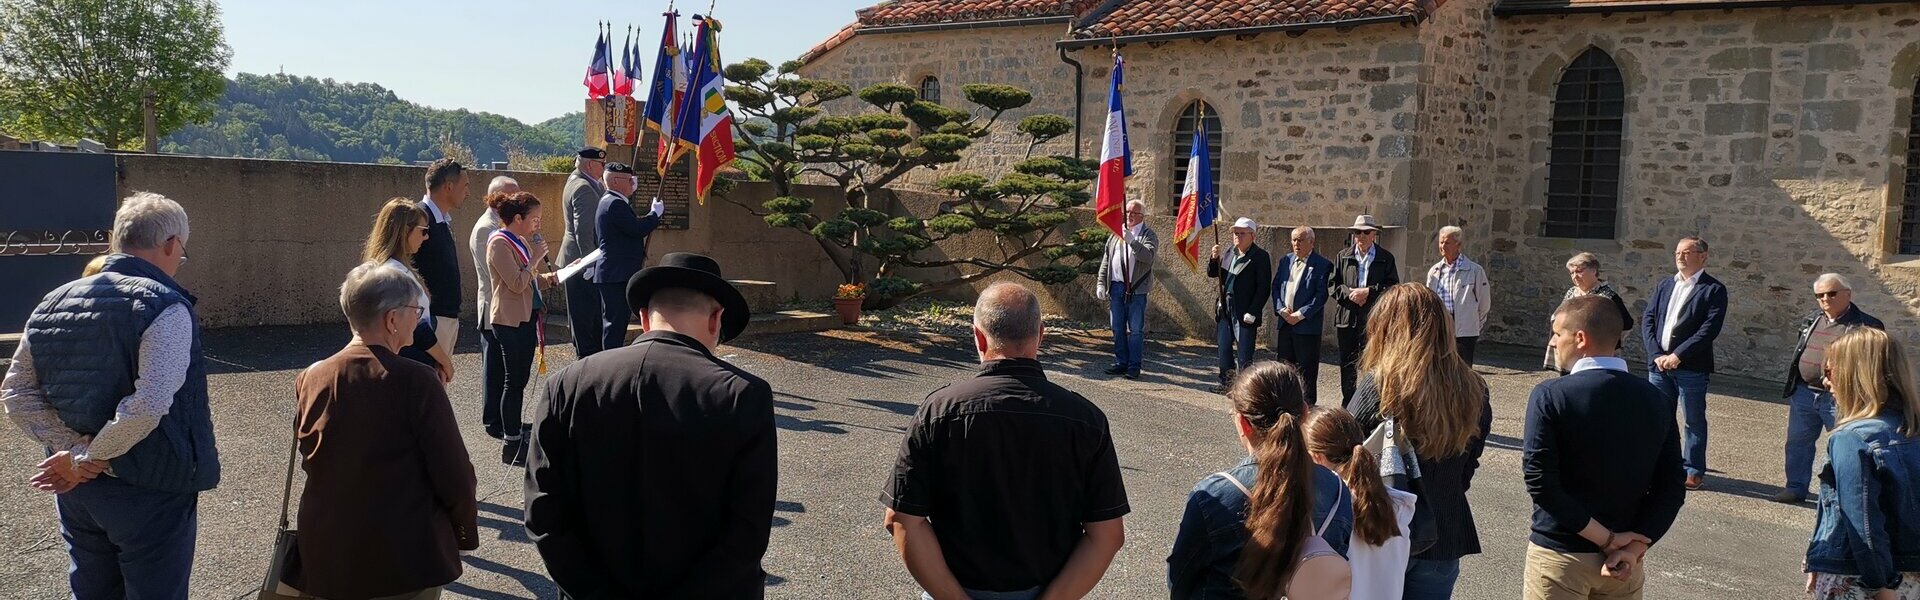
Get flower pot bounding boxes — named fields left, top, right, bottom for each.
left=833, top=298, right=863, bottom=325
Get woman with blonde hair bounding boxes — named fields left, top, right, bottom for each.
left=363, top=197, right=452, bottom=381
left=1804, top=327, right=1920, bottom=599
left=1169, top=361, right=1352, bottom=600
left=1344, top=283, right=1491, bottom=599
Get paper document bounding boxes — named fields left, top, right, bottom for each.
left=556, top=250, right=601, bottom=282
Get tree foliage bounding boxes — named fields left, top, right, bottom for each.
left=157, top=72, right=574, bottom=164
left=0, top=0, right=231, bottom=147
left=722, top=60, right=1099, bottom=308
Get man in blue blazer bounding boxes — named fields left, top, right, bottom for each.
left=587, top=162, right=663, bottom=352
left=1272, top=226, right=1333, bottom=405
left=1641, top=236, right=1729, bottom=489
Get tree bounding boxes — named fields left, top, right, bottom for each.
left=0, top=0, right=231, bottom=147
left=723, top=58, right=1106, bottom=309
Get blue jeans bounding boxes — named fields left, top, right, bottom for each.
left=1403, top=557, right=1461, bottom=600
left=1650, top=368, right=1712, bottom=477
left=921, top=587, right=1040, bottom=600
left=56, top=476, right=198, bottom=599
left=1785, top=382, right=1837, bottom=495
left=1215, top=318, right=1257, bottom=381
left=1108, top=282, right=1146, bottom=372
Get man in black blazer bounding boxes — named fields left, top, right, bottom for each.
left=526, top=252, right=773, bottom=599
left=1208, top=217, right=1272, bottom=391
left=1330, top=214, right=1399, bottom=403
left=1641, top=236, right=1729, bottom=489
left=404, top=158, right=467, bottom=381
left=1271, top=226, right=1334, bottom=405
left=586, top=162, right=662, bottom=352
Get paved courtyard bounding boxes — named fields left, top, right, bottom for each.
left=0, top=322, right=1820, bottom=599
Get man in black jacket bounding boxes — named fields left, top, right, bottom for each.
left=1524, top=295, right=1686, bottom=598
left=1331, top=214, right=1399, bottom=403
left=587, top=162, right=663, bottom=352
left=1774, top=273, right=1884, bottom=503
left=1208, top=217, right=1272, bottom=391
left=406, top=158, right=468, bottom=381
left=525, top=252, right=773, bottom=598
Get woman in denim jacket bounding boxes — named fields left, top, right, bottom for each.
left=1168, top=361, right=1354, bottom=600
left=1805, top=327, right=1920, bottom=600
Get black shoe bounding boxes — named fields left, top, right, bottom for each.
left=501, top=440, right=527, bottom=467
left=1770, top=489, right=1808, bottom=504
left=1102, top=364, right=1127, bottom=376
left=1125, top=370, right=1141, bottom=380
left=1210, top=383, right=1229, bottom=394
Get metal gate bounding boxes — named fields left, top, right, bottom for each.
left=0, top=150, right=118, bottom=335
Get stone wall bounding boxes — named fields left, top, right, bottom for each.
left=796, top=24, right=1080, bottom=190
left=1409, top=0, right=1500, bottom=272
left=1484, top=4, right=1920, bottom=371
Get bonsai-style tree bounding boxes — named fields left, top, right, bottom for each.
left=721, top=58, right=1109, bottom=309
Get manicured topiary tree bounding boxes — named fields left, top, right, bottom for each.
left=720, top=58, right=1108, bottom=309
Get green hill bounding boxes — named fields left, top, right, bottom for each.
left=538, top=112, right=586, bottom=145
left=162, top=72, right=576, bottom=165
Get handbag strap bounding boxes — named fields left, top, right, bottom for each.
left=1213, top=470, right=1343, bottom=537
left=277, top=362, right=322, bottom=531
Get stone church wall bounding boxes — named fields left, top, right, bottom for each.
left=1484, top=4, right=1920, bottom=373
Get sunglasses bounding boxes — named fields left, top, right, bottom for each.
left=1815, top=290, right=1846, bottom=299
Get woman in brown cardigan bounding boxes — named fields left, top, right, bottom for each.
left=486, top=191, right=556, bottom=466
left=284, top=262, right=478, bottom=600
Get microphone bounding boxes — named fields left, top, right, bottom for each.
left=529, top=233, right=555, bottom=268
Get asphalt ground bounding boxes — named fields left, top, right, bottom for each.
left=0, top=322, right=1820, bottom=599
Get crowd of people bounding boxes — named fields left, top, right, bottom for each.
left=2, top=156, right=1920, bottom=600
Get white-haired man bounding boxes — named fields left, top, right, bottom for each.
left=2, top=192, right=220, bottom=597
left=473, top=175, right=519, bottom=438
left=1095, top=199, right=1157, bottom=380
left=1774, top=273, right=1883, bottom=503
left=1425, top=226, right=1491, bottom=365
left=560, top=147, right=608, bottom=357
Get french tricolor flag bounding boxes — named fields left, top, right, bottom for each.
left=1093, top=53, right=1132, bottom=237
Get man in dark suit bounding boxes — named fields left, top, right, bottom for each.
left=1524, top=295, right=1686, bottom=596
left=525, top=252, right=773, bottom=598
left=1641, top=236, right=1729, bottom=490
left=1271, top=226, right=1333, bottom=405
left=586, top=162, right=663, bottom=352
left=1331, top=214, right=1399, bottom=403
left=1208, top=217, right=1272, bottom=391
left=558, top=148, right=607, bottom=357
left=406, top=158, right=467, bottom=382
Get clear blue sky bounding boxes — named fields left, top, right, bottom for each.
left=219, top=0, right=873, bottom=124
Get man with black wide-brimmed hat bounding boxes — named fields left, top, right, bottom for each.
left=525, top=252, right=774, bottom=598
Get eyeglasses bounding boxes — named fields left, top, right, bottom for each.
left=1125, top=210, right=1144, bottom=216
left=413, top=225, right=430, bottom=233
left=1815, top=290, right=1846, bottom=299
left=1675, top=250, right=1704, bottom=256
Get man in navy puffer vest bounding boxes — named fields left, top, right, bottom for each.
left=2, top=192, right=219, bottom=598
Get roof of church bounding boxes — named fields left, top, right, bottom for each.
left=1066, top=0, right=1436, bottom=42
left=854, top=0, right=1076, bottom=28
left=1493, top=0, right=1915, bottom=15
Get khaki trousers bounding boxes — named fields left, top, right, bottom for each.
left=1523, top=543, right=1645, bottom=600
left=434, top=316, right=460, bottom=358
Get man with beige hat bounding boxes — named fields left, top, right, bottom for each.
left=1331, top=214, right=1399, bottom=402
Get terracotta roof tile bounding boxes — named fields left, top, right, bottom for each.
left=798, top=21, right=862, bottom=64
left=1070, top=0, right=1433, bottom=39
left=856, top=0, right=1076, bottom=27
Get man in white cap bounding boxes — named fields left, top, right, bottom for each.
left=1425, top=225, right=1491, bottom=365
left=1331, top=214, right=1399, bottom=402
left=1208, top=217, right=1272, bottom=392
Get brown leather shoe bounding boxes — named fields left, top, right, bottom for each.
left=1685, top=474, right=1704, bottom=490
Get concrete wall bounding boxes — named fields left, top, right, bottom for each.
left=1484, top=3, right=1920, bottom=369
left=113, top=155, right=845, bottom=329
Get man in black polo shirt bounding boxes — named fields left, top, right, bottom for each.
left=1522, top=295, right=1687, bottom=599
left=882, top=283, right=1129, bottom=600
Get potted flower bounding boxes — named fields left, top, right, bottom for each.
left=832, top=283, right=866, bottom=325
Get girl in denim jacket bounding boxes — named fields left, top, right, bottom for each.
left=1806, top=327, right=1920, bottom=600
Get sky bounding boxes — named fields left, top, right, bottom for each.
left=218, top=0, right=873, bottom=124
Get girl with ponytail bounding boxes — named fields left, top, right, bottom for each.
left=1169, top=361, right=1353, bottom=600
left=1307, top=408, right=1419, bottom=600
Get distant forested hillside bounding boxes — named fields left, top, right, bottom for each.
left=161, top=73, right=574, bottom=164
left=538, top=112, right=585, bottom=145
